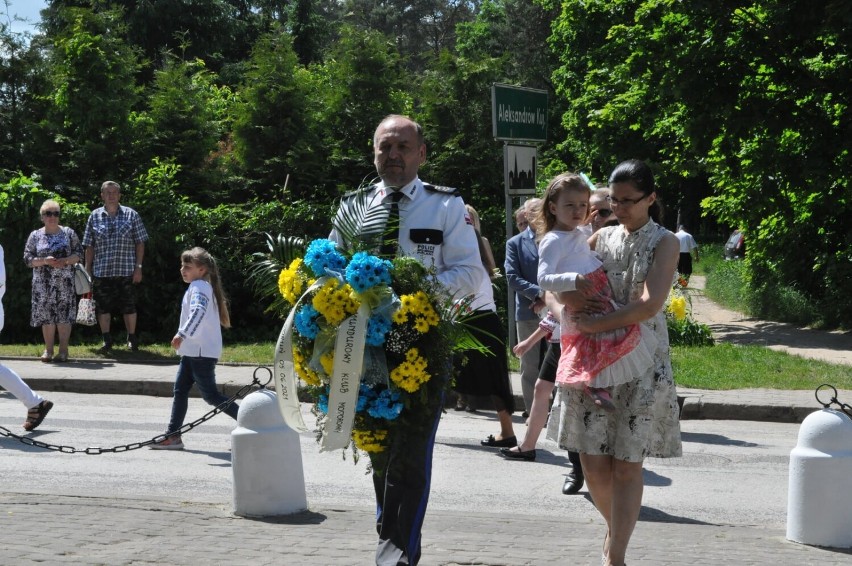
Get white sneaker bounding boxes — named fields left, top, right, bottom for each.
left=150, top=435, right=184, bottom=450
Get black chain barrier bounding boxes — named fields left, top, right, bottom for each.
left=815, top=383, right=852, bottom=420
left=0, top=367, right=273, bottom=455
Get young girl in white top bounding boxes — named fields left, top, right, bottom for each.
left=532, top=173, right=655, bottom=411
left=151, top=247, right=237, bottom=450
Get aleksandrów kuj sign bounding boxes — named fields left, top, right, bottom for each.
left=491, top=84, right=548, bottom=142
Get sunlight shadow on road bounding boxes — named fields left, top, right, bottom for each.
left=681, top=431, right=758, bottom=447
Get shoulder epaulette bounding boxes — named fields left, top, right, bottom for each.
left=342, top=185, right=376, bottom=199
left=423, top=183, right=461, bottom=197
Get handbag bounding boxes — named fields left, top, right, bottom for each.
left=74, top=263, right=92, bottom=295
left=76, top=293, right=97, bottom=326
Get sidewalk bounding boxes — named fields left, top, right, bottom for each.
left=0, top=357, right=845, bottom=424
left=2, top=492, right=850, bottom=565
left=2, top=276, right=850, bottom=424
left=689, top=275, right=852, bottom=367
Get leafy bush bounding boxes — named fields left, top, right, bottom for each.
left=667, top=316, right=714, bottom=347
left=706, top=257, right=828, bottom=328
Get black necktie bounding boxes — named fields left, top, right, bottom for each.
left=379, top=191, right=404, bottom=257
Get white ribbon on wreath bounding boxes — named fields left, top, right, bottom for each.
left=273, top=276, right=370, bottom=451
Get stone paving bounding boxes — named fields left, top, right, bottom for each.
left=2, top=492, right=851, bottom=565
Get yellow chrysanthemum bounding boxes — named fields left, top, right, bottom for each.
left=320, top=350, right=334, bottom=375
left=389, top=347, right=431, bottom=393
left=292, top=346, right=321, bottom=386
left=352, top=429, right=388, bottom=453
left=393, top=291, right=440, bottom=334
left=278, top=258, right=306, bottom=305
left=313, top=279, right=360, bottom=326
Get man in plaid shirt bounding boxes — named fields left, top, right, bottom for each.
left=83, top=181, right=149, bottom=353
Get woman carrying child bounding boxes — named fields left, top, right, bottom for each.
left=533, top=173, right=656, bottom=411
left=561, top=160, right=682, bottom=566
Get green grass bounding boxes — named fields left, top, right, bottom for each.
left=0, top=341, right=276, bottom=365
left=3, top=340, right=849, bottom=391
left=672, top=343, right=852, bottom=390
left=692, top=242, right=725, bottom=277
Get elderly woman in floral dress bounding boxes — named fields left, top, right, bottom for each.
left=24, top=199, right=82, bottom=363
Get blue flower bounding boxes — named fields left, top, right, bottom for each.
left=345, top=252, right=393, bottom=292
left=365, top=313, right=392, bottom=346
left=304, top=239, right=347, bottom=278
left=317, top=393, right=329, bottom=414
left=294, top=304, right=320, bottom=339
left=356, top=383, right=377, bottom=412
left=367, top=388, right=403, bottom=420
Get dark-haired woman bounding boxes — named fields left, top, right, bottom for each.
left=558, top=159, right=682, bottom=566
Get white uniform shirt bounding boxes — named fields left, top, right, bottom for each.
left=330, top=177, right=482, bottom=302
left=176, top=279, right=223, bottom=358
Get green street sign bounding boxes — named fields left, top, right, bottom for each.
left=491, top=84, right=548, bottom=142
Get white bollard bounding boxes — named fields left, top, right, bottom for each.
left=232, top=389, right=307, bottom=517
left=787, top=408, right=852, bottom=548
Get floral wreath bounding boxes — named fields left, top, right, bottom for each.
left=266, top=224, right=478, bottom=461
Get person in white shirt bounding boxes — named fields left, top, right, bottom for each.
left=0, top=244, right=53, bottom=431
left=675, top=225, right=699, bottom=278
left=150, top=247, right=236, bottom=450
left=329, top=115, right=481, bottom=566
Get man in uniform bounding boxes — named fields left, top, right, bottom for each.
left=329, top=115, right=481, bottom=566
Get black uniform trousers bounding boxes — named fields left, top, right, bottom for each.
left=369, top=387, right=444, bottom=566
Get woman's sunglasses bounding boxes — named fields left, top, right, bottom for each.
left=42, top=211, right=61, bottom=217
left=596, top=209, right=613, bottom=218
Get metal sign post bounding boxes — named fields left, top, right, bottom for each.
left=492, top=84, right=548, bottom=350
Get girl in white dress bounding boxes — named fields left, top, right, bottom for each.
left=532, top=173, right=655, bottom=411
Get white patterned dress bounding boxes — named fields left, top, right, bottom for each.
left=24, top=227, right=82, bottom=326
left=558, top=220, right=682, bottom=461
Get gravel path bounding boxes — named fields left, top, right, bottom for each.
left=688, top=275, right=852, bottom=366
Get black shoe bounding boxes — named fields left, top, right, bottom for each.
left=521, top=411, right=530, bottom=419
left=562, top=472, right=585, bottom=495
left=500, top=446, right=536, bottom=461
left=97, top=343, right=113, bottom=355
left=127, top=334, right=139, bottom=351
left=480, top=435, right=517, bottom=448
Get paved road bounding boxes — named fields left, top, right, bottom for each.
left=1, top=279, right=851, bottom=564
left=2, top=392, right=852, bottom=565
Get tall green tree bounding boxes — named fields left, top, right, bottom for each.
left=547, top=0, right=852, bottom=325
left=307, top=24, right=411, bottom=194
left=231, top=29, right=319, bottom=200
left=0, top=22, right=46, bottom=173
left=343, top=0, right=480, bottom=72
left=41, top=0, right=256, bottom=81
left=33, top=7, right=141, bottom=197
left=135, top=55, right=235, bottom=204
